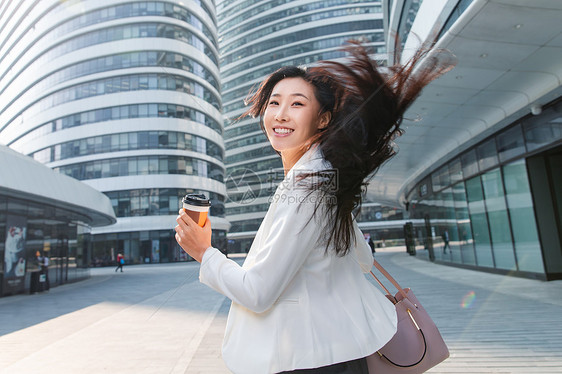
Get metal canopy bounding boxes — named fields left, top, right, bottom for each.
left=366, top=0, right=562, bottom=207
left=0, top=145, right=116, bottom=227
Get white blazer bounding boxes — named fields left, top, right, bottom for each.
left=200, top=147, right=397, bottom=373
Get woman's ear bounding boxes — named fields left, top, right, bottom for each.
left=318, top=111, right=331, bottom=130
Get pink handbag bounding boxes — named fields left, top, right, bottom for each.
left=366, top=259, right=449, bottom=373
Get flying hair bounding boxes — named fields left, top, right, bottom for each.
left=244, top=40, right=456, bottom=256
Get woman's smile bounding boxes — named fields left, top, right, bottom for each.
left=272, top=127, right=295, bottom=136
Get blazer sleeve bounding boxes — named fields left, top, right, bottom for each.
left=199, top=187, right=323, bottom=314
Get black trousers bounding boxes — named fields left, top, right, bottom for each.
left=277, top=357, right=369, bottom=374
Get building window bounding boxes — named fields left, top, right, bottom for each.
left=502, top=160, right=544, bottom=273
left=481, top=168, right=515, bottom=270
left=497, top=124, right=526, bottom=162
left=524, top=114, right=562, bottom=152
left=105, top=188, right=225, bottom=218
left=8, top=74, right=222, bottom=137
left=55, top=155, right=224, bottom=182
left=221, top=20, right=381, bottom=65
left=32, top=131, right=223, bottom=163
left=461, top=149, right=478, bottom=178
left=465, top=176, right=494, bottom=268
left=453, top=181, right=476, bottom=265
left=477, top=138, right=498, bottom=171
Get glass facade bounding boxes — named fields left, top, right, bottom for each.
left=0, top=195, right=91, bottom=296
left=31, top=131, right=223, bottom=163
left=502, top=160, right=543, bottom=273
left=438, top=0, right=475, bottom=39
left=357, top=204, right=407, bottom=249
left=397, top=0, right=423, bottom=49
left=91, top=228, right=227, bottom=266
left=11, top=41, right=218, bottom=105
left=221, top=20, right=382, bottom=66
left=7, top=73, right=220, bottom=127
left=218, top=0, right=375, bottom=31
left=222, top=7, right=381, bottom=54
left=407, top=99, right=562, bottom=278
left=105, top=188, right=225, bottom=218
left=13, top=104, right=221, bottom=153
left=0, top=1, right=226, bottom=267
left=28, top=22, right=219, bottom=67
left=54, top=155, right=224, bottom=182
left=219, top=0, right=385, bottom=250
left=222, top=33, right=384, bottom=90
left=9, top=50, right=218, bottom=110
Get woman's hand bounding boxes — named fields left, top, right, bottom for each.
left=175, top=209, right=212, bottom=263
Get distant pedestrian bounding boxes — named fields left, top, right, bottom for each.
left=115, top=253, right=124, bottom=272
left=368, top=236, right=375, bottom=254
left=30, top=251, right=42, bottom=294
left=41, top=253, right=50, bottom=291
left=442, top=229, right=450, bottom=253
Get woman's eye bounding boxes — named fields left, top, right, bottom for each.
left=292, top=102, right=303, bottom=106
left=268, top=100, right=278, bottom=106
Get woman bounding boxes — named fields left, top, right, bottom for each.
left=175, top=42, right=453, bottom=373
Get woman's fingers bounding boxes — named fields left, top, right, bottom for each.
left=176, top=209, right=189, bottom=225
left=175, top=209, right=211, bottom=263
left=178, top=209, right=202, bottom=228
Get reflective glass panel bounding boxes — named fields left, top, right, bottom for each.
left=465, top=176, right=494, bottom=267
left=502, top=160, right=544, bottom=273
left=477, top=138, right=498, bottom=171
left=461, top=150, right=478, bottom=178
left=549, top=152, right=562, bottom=245
left=432, top=164, right=450, bottom=192
left=440, top=187, right=461, bottom=263
left=453, top=182, right=476, bottom=265
left=497, top=124, right=526, bottom=162
left=449, top=158, right=463, bottom=185
left=524, top=107, right=562, bottom=152
left=482, top=169, right=516, bottom=270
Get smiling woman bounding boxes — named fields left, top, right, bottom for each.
left=262, top=77, right=331, bottom=172
left=174, top=41, right=454, bottom=373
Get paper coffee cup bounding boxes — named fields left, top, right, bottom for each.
left=182, top=193, right=211, bottom=227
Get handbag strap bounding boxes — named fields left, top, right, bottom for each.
left=370, top=260, right=429, bottom=368
left=369, top=259, right=408, bottom=300
left=369, top=270, right=392, bottom=296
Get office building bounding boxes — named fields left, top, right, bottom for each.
left=218, top=0, right=387, bottom=251
left=0, top=0, right=229, bottom=265
left=372, top=0, right=562, bottom=280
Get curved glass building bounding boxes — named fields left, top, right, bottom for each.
left=0, top=1, right=228, bottom=265
left=218, top=0, right=386, bottom=251
left=0, top=145, right=116, bottom=296
left=373, top=0, right=562, bottom=280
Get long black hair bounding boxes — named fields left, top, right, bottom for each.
left=244, top=41, right=454, bottom=256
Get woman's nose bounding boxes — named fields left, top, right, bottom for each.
left=274, top=106, right=289, bottom=121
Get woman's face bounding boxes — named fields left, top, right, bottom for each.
left=263, top=77, right=327, bottom=156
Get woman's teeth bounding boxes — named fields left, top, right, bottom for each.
left=274, top=128, right=294, bottom=134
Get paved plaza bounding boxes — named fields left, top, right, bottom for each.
left=0, top=251, right=561, bottom=373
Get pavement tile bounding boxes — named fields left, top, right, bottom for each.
left=0, top=252, right=560, bottom=373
